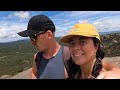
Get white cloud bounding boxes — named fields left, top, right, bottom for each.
left=52, top=11, right=120, bottom=37
left=92, top=19, right=120, bottom=32
left=6, top=11, right=43, bottom=20
left=0, top=11, right=30, bottom=42
left=0, top=21, right=27, bottom=42
left=0, top=27, right=7, bottom=39
left=7, top=11, right=30, bottom=19
left=14, top=11, right=30, bottom=19
left=14, top=11, right=30, bottom=18
left=0, top=28, right=27, bottom=43
left=1, top=11, right=120, bottom=42
left=78, top=20, right=89, bottom=23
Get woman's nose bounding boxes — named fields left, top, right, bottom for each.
left=73, top=43, right=81, bottom=50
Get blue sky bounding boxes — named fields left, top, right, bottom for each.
left=0, top=11, right=120, bottom=43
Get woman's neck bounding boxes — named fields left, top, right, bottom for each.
left=79, top=58, right=96, bottom=79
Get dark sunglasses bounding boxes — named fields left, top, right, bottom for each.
left=29, top=31, right=47, bottom=40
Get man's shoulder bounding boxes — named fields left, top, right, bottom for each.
left=62, top=46, right=70, bottom=61
left=34, top=51, right=41, bottom=59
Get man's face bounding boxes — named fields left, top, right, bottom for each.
left=29, top=31, right=48, bottom=52
left=29, top=31, right=47, bottom=42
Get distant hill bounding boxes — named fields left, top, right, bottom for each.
left=99, top=30, right=120, bottom=35
left=0, top=39, right=29, bottom=44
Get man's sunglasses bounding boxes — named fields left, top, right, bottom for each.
left=29, top=31, right=47, bottom=40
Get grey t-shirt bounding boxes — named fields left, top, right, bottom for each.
left=37, top=47, right=65, bottom=79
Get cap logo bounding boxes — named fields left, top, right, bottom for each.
left=73, top=28, right=78, bottom=32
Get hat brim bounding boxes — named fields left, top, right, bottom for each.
left=60, top=34, right=80, bottom=44
left=17, top=30, right=39, bottom=37
left=60, top=34, right=100, bottom=44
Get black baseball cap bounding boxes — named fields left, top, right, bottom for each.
left=17, top=14, right=55, bottom=37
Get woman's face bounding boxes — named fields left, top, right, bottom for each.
left=69, top=36, right=98, bottom=66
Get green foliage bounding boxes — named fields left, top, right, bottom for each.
left=101, top=33, right=120, bottom=57
left=0, top=40, right=37, bottom=76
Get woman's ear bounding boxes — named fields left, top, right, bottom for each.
left=94, top=44, right=99, bottom=54
left=95, top=43, right=99, bottom=49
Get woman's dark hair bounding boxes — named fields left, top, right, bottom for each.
left=92, top=37, right=105, bottom=60
left=67, top=57, right=80, bottom=79
left=92, top=37, right=105, bottom=78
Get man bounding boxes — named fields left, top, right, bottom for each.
left=17, top=15, right=68, bottom=79
left=17, top=14, right=119, bottom=79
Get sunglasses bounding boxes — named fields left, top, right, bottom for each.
left=29, top=31, right=47, bottom=40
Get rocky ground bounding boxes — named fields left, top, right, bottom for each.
left=0, top=68, right=32, bottom=79
left=0, top=56, right=120, bottom=79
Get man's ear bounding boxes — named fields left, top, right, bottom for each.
left=46, top=30, right=53, bottom=39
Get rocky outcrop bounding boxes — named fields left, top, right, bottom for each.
left=0, top=68, right=32, bottom=79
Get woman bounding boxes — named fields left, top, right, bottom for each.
left=60, top=23, right=120, bottom=79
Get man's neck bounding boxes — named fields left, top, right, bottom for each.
left=43, top=41, right=60, bottom=59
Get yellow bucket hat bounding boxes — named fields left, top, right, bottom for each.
left=60, top=23, right=100, bottom=43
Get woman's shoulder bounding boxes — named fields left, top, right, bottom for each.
left=102, top=59, right=120, bottom=71
left=104, top=68, right=120, bottom=79
left=96, top=67, right=120, bottom=79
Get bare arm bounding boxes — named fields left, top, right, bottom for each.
left=104, top=69, right=120, bottom=79
left=102, top=60, right=120, bottom=71
left=98, top=68, right=120, bottom=79
left=96, top=61, right=120, bottom=79
left=31, top=53, right=37, bottom=79
left=64, top=65, right=69, bottom=79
